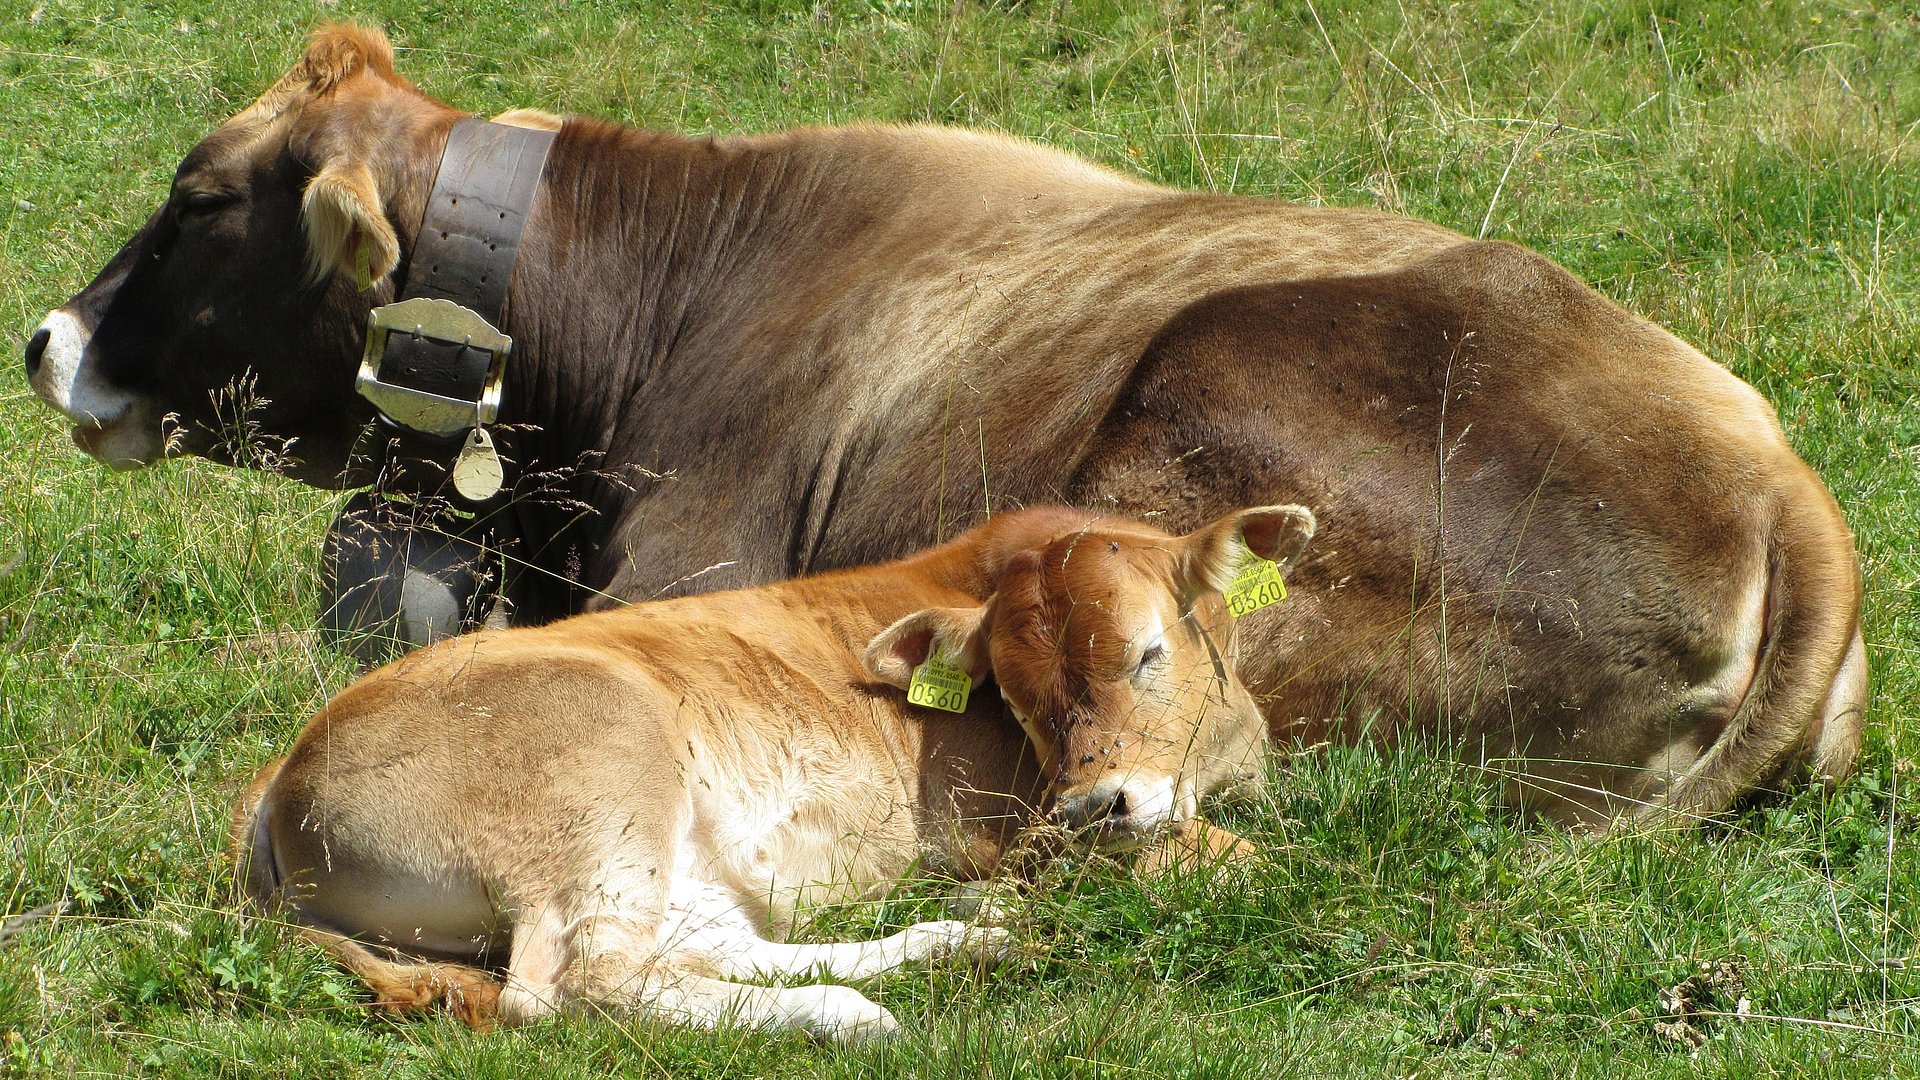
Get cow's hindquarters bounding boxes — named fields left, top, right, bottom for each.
left=1061, top=247, right=1865, bottom=823
left=1652, top=475, right=1865, bottom=821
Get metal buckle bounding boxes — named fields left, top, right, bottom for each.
left=355, top=297, right=510, bottom=438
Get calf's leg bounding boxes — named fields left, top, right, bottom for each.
left=661, top=880, right=1010, bottom=983
left=1132, top=818, right=1257, bottom=874
left=300, top=925, right=502, bottom=1028
left=522, top=908, right=901, bottom=1044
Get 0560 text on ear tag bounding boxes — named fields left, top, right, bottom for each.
left=1224, top=543, right=1287, bottom=618
left=908, top=654, right=972, bottom=713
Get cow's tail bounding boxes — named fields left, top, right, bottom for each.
left=228, top=758, right=503, bottom=1028
left=229, top=757, right=286, bottom=907
left=1653, top=480, right=1866, bottom=821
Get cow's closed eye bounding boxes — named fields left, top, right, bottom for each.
left=176, top=191, right=233, bottom=218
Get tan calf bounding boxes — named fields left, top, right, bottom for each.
left=233, top=504, right=1315, bottom=1041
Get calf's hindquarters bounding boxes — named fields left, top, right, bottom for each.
left=239, top=634, right=976, bottom=1037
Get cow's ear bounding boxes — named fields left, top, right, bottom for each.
left=863, top=605, right=989, bottom=691
left=302, top=161, right=400, bottom=290
left=1178, top=504, right=1317, bottom=599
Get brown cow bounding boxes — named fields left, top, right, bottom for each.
left=29, top=26, right=1864, bottom=823
left=231, top=504, right=1316, bottom=1040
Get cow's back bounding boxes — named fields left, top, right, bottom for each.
left=568, top=124, right=1473, bottom=596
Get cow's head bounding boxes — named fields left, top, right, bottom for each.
left=24, top=26, right=455, bottom=485
left=866, top=505, right=1316, bottom=849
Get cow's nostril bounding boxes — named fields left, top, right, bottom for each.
left=1055, top=788, right=1124, bottom=831
left=24, top=327, right=49, bottom=378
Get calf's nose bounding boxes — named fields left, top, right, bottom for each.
left=1053, top=787, right=1129, bottom=831
left=24, top=326, right=49, bottom=378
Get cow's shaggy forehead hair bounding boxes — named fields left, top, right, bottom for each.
left=236, top=24, right=406, bottom=127
left=184, top=25, right=423, bottom=183
left=989, top=528, right=1180, bottom=736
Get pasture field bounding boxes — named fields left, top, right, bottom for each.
left=2, top=1, right=1917, bottom=1075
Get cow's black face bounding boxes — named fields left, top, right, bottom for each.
left=25, top=27, right=445, bottom=488
left=27, top=138, right=377, bottom=485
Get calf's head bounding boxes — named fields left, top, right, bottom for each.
left=24, top=27, right=454, bottom=484
left=866, top=505, right=1316, bottom=848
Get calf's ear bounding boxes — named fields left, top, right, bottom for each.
left=302, top=161, right=400, bottom=290
left=1178, top=504, right=1317, bottom=599
left=863, top=606, right=989, bottom=690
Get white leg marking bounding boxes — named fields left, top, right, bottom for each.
left=661, top=878, right=1010, bottom=983
left=497, top=901, right=571, bottom=1026
left=699, top=918, right=1012, bottom=983
left=496, top=879, right=945, bottom=1043
left=548, top=904, right=906, bottom=1044
left=644, top=976, right=900, bottom=1044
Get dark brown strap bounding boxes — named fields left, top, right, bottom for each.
left=374, top=118, right=555, bottom=407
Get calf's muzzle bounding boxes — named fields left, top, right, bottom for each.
left=1051, top=772, right=1180, bottom=843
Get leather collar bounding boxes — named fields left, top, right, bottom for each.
left=355, top=117, right=555, bottom=445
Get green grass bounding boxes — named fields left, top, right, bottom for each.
left=3, top=1, right=1917, bottom=1075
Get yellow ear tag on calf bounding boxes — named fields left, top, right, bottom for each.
left=907, top=653, right=972, bottom=713
left=452, top=426, right=504, bottom=501
left=1224, top=545, right=1287, bottom=618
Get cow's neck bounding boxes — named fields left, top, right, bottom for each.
left=468, top=123, right=830, bottom=606
left=498, top=123, right=808, bottom=432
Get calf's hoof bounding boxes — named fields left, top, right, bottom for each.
left=944, top=879, right=1023, bottom=925
left=904, top=919, right=1014, bottom=966
left=802, top=984, right=900, bottom=1045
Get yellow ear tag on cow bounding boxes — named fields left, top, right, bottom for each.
left=452, top=426, right=504, bottom=501
left=353, top=242, right=374, bottom=292
left=1224, top=544, right=1287, bottom=618
left=907, top=653, right=972, bottom=713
